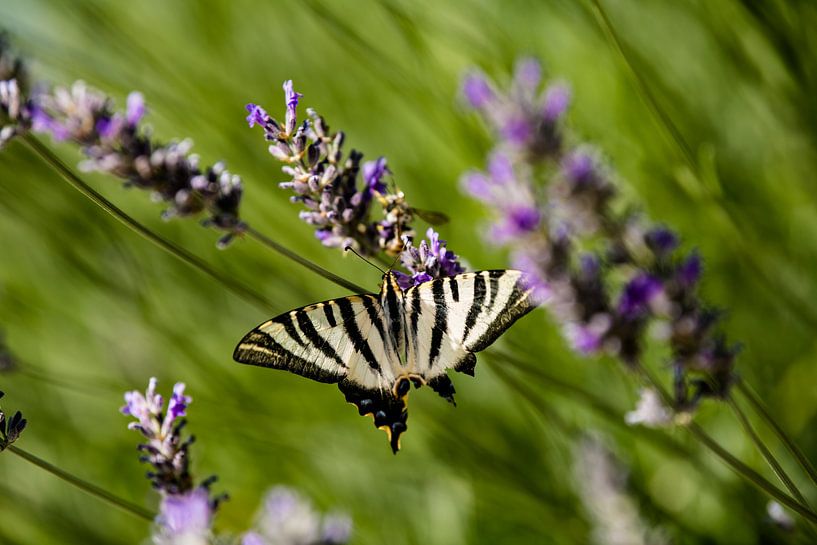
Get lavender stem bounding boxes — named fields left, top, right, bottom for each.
left=736, top=380, right=817, bottom=490
left=7, top=445, right=154, bottom=521
left=244, top=225, right=366, bottom=293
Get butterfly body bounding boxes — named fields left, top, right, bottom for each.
left=234, top=270, right=534, bottom=452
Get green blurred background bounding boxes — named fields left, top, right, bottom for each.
left=2, top=0, right=817, bottom=543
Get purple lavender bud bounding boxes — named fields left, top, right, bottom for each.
left=242, top=532, right=267, bottom=545
left=96, top=116, right=120, bottom=139
left=245, top=103, right=268, bottom=128
left=462, top=72, right=494, bottom=109
left=645, top=227, right=679, bottom=256
left=461, top=171, right=493, bottom=201
left=283, top=80, right=303, bottom=134
left=562, top=150, right=596, bottom=187
left=492, top=206, right=541, bottom=242
left=543, top=83, right=571, bottom=123
left=678, top=252, right=702, bottom=287
left=508, top=205, right=541, bottom=233
left=501, top=116, right=533, bottom=146
left=511, top=251, right=551, bottom=303
left=514, top=57, right=542, bottom=91
left=168, top=382, right=191, bottom=420
left=618, top=274, right=663, bottom=319
left=487, top=152, right=515, bottom=184
left=362, top=156, right=389, bottom=195
left=413, top=272, right=434, bottom=285
left=568, top=324, right=604, bottom=355
left=393, top=271, right=414, bottom=290
left=157, top=488, right=212, bottom=539
left=125, top=92, right=145, bottom=126
left=30, top=106, right=69, bottom=141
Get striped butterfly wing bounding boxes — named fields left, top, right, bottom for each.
left=233, top=293, right=409, bottom=452
left=405, top=270, right=534, bottom=398
left=233, top=294, right=391, bottom=391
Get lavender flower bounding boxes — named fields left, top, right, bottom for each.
left=461, top=72, right=495, bottom=109
left=394, top=227, right=465, bottom=289
left=462, top=59, right=739, bottom=412
left=155, top=488, right=213, bottom=545
left=121, top=377, right=195, bottom=495
left=0, top=390, right=26, bottom=451
left=246, top=81, right=417, bottom=257
left=575, top=438, right=669, bottom=545
left=242, top=486, right=352, bottom=545
left=462, top=58, right=567, bottom=157
left=24, top=81, right=244, bottom=246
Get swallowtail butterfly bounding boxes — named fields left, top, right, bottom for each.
left=233, top=270, right=534, bottom=452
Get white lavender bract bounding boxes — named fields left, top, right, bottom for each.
left=462, top=58, right=738, bottom=413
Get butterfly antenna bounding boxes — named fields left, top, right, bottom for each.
left=344, top=245, right=386, bottom=274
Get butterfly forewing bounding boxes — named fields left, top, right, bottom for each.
left=233, top=295, right=393, bottom=391
left=405, top=270, right=534, bottom=378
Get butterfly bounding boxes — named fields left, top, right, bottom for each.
left=233, top=270, right=534, bottom=453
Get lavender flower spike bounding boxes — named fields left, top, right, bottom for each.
left=462, top=58, right=739, bottom=410
left=245, top=82, right=415, bottom=257
left=121, top=377, right=194, bottom=495
left=26, top=80, right=246, bottom=246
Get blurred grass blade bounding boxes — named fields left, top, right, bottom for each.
left=737, top=380, right=817, bottom=489
left=7, top=445, right=154, bottom=521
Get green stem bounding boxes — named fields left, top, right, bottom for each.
left=736, top=380, right=817, bottom=490
left=634, top=364, right=817, bottom=523
left=728, top=396, right=817, bottom=537
left=21, top=134, right=277, bottom=314
left=244, top=226, right=367, bottom=293
left=7, top=445, right=154, bottom=521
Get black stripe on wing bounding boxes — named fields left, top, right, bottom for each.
left=233, top=328, right=342, bottom=384
left=467, top=272, right=534, bottom=353
left=233, top=294, right=380, bottom=383
left=337, top=296, right=382, bottom=373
